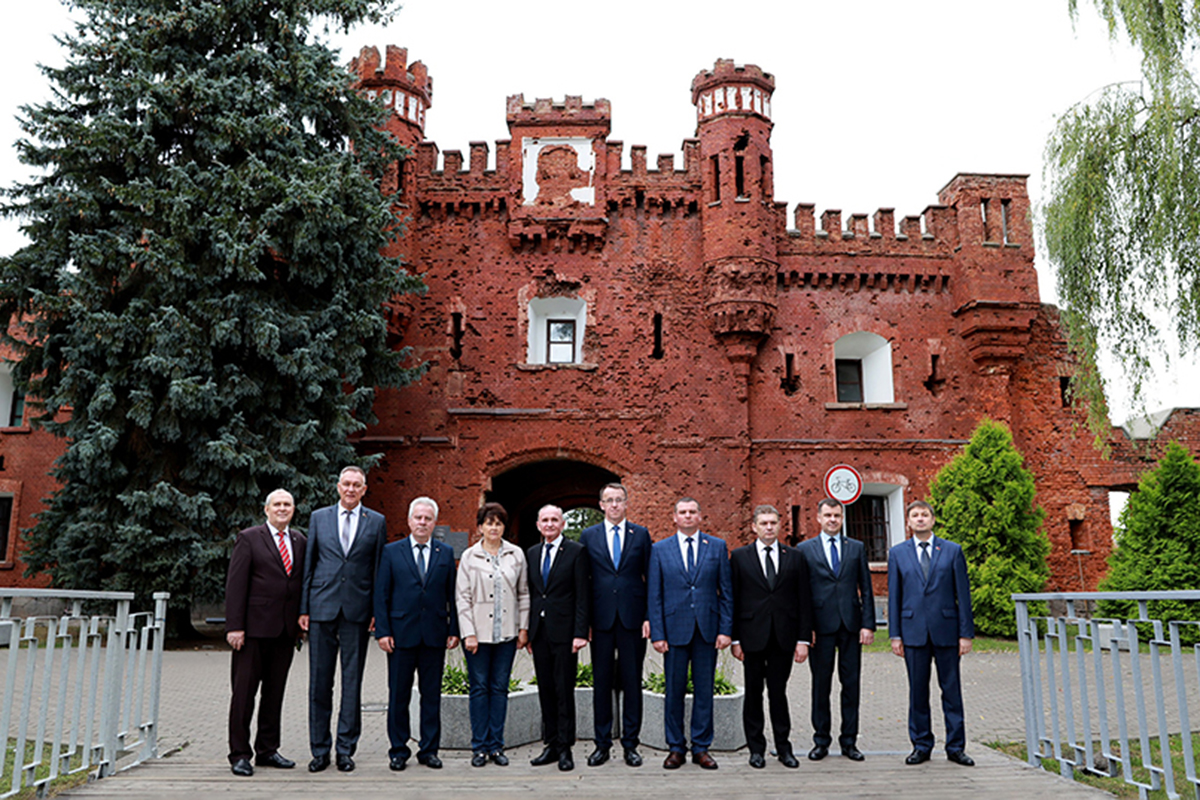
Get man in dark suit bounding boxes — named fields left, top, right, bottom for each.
left=578, top=482, right=651, bottom=767
left=298, top=465, right=386, bottom=773
left=796, top=497, right=876, bottom=761
left=225, top=489, right=306, bottom=777
left=527, top=504, right=591, bottom=772
left=647, top=497, right=733, bottom=770
left=374, top=496, right=460, bottom=771
left=730, top=504, right=813, bottom=769
left=888, top=500, right=975, bottom=767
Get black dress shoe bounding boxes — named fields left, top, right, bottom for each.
left=418, top=754, right=443, bottom=769
left=693, top=750, right=718, bottom=770
left=947, top=750, right=975, bottom=766
left=905, top=748, right=931, bottom=765
left=842, top=745, right=865, bottom=761
left=748, top=752, right=766, bottom=769
left=231, top=758, right=253, bottom=777
left=808, top=745, right=828, bottom=761
left=308, top=754, right=330, bottom=772
left=530, top=746, right=558, bottom=766
left=558, top=750, right=574, bottom=771
left=587, top=747, right=610, bottom=767
left=490, top=750, right=509, bottom=766
left=336, top=754, right=355, bottom=772
left=471, top=751, right=488, bottom=767
left=663, top=751, right=686, bottom=769
left=255, top=752, right=295, bottom=769
left=623, top=748, right=643, bottom=767
left=779, top=750, right=799, bottom=768
left=389, top=756, right=407, bottom=771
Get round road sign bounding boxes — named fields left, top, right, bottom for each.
left=824, top=464, right=863, bottom=505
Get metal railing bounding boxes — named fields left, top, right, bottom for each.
left=0, top=588, right=168, bottom=798
left=1015, top=590, right=1200, bottom=800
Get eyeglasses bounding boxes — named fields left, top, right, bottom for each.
left=600, top=498, right=627, bottom=505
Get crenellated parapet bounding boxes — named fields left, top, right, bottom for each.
left=349, top=45, right=432, bottom=135
left=506, top=94, right=612, bottom=130
left=691, top=59, right=775, bottom=124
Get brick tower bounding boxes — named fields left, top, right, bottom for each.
left=693, top=60, right=781, bottom=401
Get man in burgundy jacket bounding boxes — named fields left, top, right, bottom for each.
left=225, top=488, right=307, bottom=776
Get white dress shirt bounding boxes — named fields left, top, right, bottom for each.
left=268, top=522, right=292, bottom=564
left=676, top=530, right=700, bottom=569
left=821, top=532, right=843, bottom=570
left=339, top=503, right=361, bottom=552
left=605, top=519, right=627, bottom=566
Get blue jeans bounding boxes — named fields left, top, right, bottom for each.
left=464, top=639, right=517, bottom=753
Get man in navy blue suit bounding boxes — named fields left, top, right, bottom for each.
left=579, top=483, right=652, bottom=767
left=374, top=496, right=460, bottom=771
left=647, top=497, right=733, bottom=770
left=299, top=466, right=386, bottom=773
left=888, top=500, right=975, bottom=767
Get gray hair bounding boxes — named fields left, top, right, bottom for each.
left=409, top=496, right=439, bottom=520
left=264, top=488, right=294, bottom=506
left=339, top=465, right=367, bottom=482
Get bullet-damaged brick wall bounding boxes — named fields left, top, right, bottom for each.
left=1, top=50, right=1198, bottom=598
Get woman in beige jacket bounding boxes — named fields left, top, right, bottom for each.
left=456, top=502, right=529, bottom=767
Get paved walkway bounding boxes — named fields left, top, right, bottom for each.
left=61, top=645, right=1110, bottom=798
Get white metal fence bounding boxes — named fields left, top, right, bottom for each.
left=0, top=588, right=168, bottom=797
left=1015, top=590, right=1200, bottom=800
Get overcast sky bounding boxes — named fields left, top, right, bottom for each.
left=2, top=0, right=1195, bottom=422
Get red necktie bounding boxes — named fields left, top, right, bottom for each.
left=277, top=531, right=292, bottom=575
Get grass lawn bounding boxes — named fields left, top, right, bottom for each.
left=0, top=739, right=90, bottom=799
left=988, top=733, right=1200, bottom=799
left=862, top=635, right=1020, bottom=654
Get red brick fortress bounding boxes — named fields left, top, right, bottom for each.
left=0, top=47, right=1189, bottom=596
left=346, top=46, right=1181, bottom=595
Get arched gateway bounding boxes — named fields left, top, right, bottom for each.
left=486, top=459, right=619, bottom=550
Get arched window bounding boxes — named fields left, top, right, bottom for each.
left=527, top=297, right=586, bottom=365
left=833, top=332, right=893, bottom=403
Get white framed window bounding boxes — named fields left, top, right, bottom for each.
left=527, top=297, right=586, bottom=365
left=0, top=366, right=24, bottom=427
left=833, top=332, right=894, bottom=403
left=845, top=483, right=905, bottom=562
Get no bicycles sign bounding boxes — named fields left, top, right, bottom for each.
left=823, top=464, right=863, bottom=505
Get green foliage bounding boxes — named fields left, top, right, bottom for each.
left=930, top=419, right=1049, bottom=637
left=642, top=665, right=738, bottom=696
left=1045, top=1, right=1200, bottom=439
left=1098, top=442, right=1200, bottom=642
left=441, top=662, right=520, bottom=695
left=0, top=0, right=421, bottom=610
left=563, top=507, right=603, bottom=542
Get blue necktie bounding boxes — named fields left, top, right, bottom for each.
left=416, top=543, right=427, bottom=583
left=542, top=543, right=553, bottom=585
left=829, top=537, right=840, bottom=573
left=686, top=537, right=695, bottom=577
left=611, top=525, right=621, bottom=567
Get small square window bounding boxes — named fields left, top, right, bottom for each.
left=546, top=319, right=576, bottom=364
left=835, top=359, right=863, bottom=403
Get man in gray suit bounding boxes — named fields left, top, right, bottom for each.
left=795, top=498, right=876, bottom=762
left=299, top=465, right=387, bottom=773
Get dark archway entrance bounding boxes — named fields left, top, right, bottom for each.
left=487, top=459, right=619, bottom=550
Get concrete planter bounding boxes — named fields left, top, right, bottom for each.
left=425, top=682, right=542, bottom=750
left=641, top=687, right=746, bottom=751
